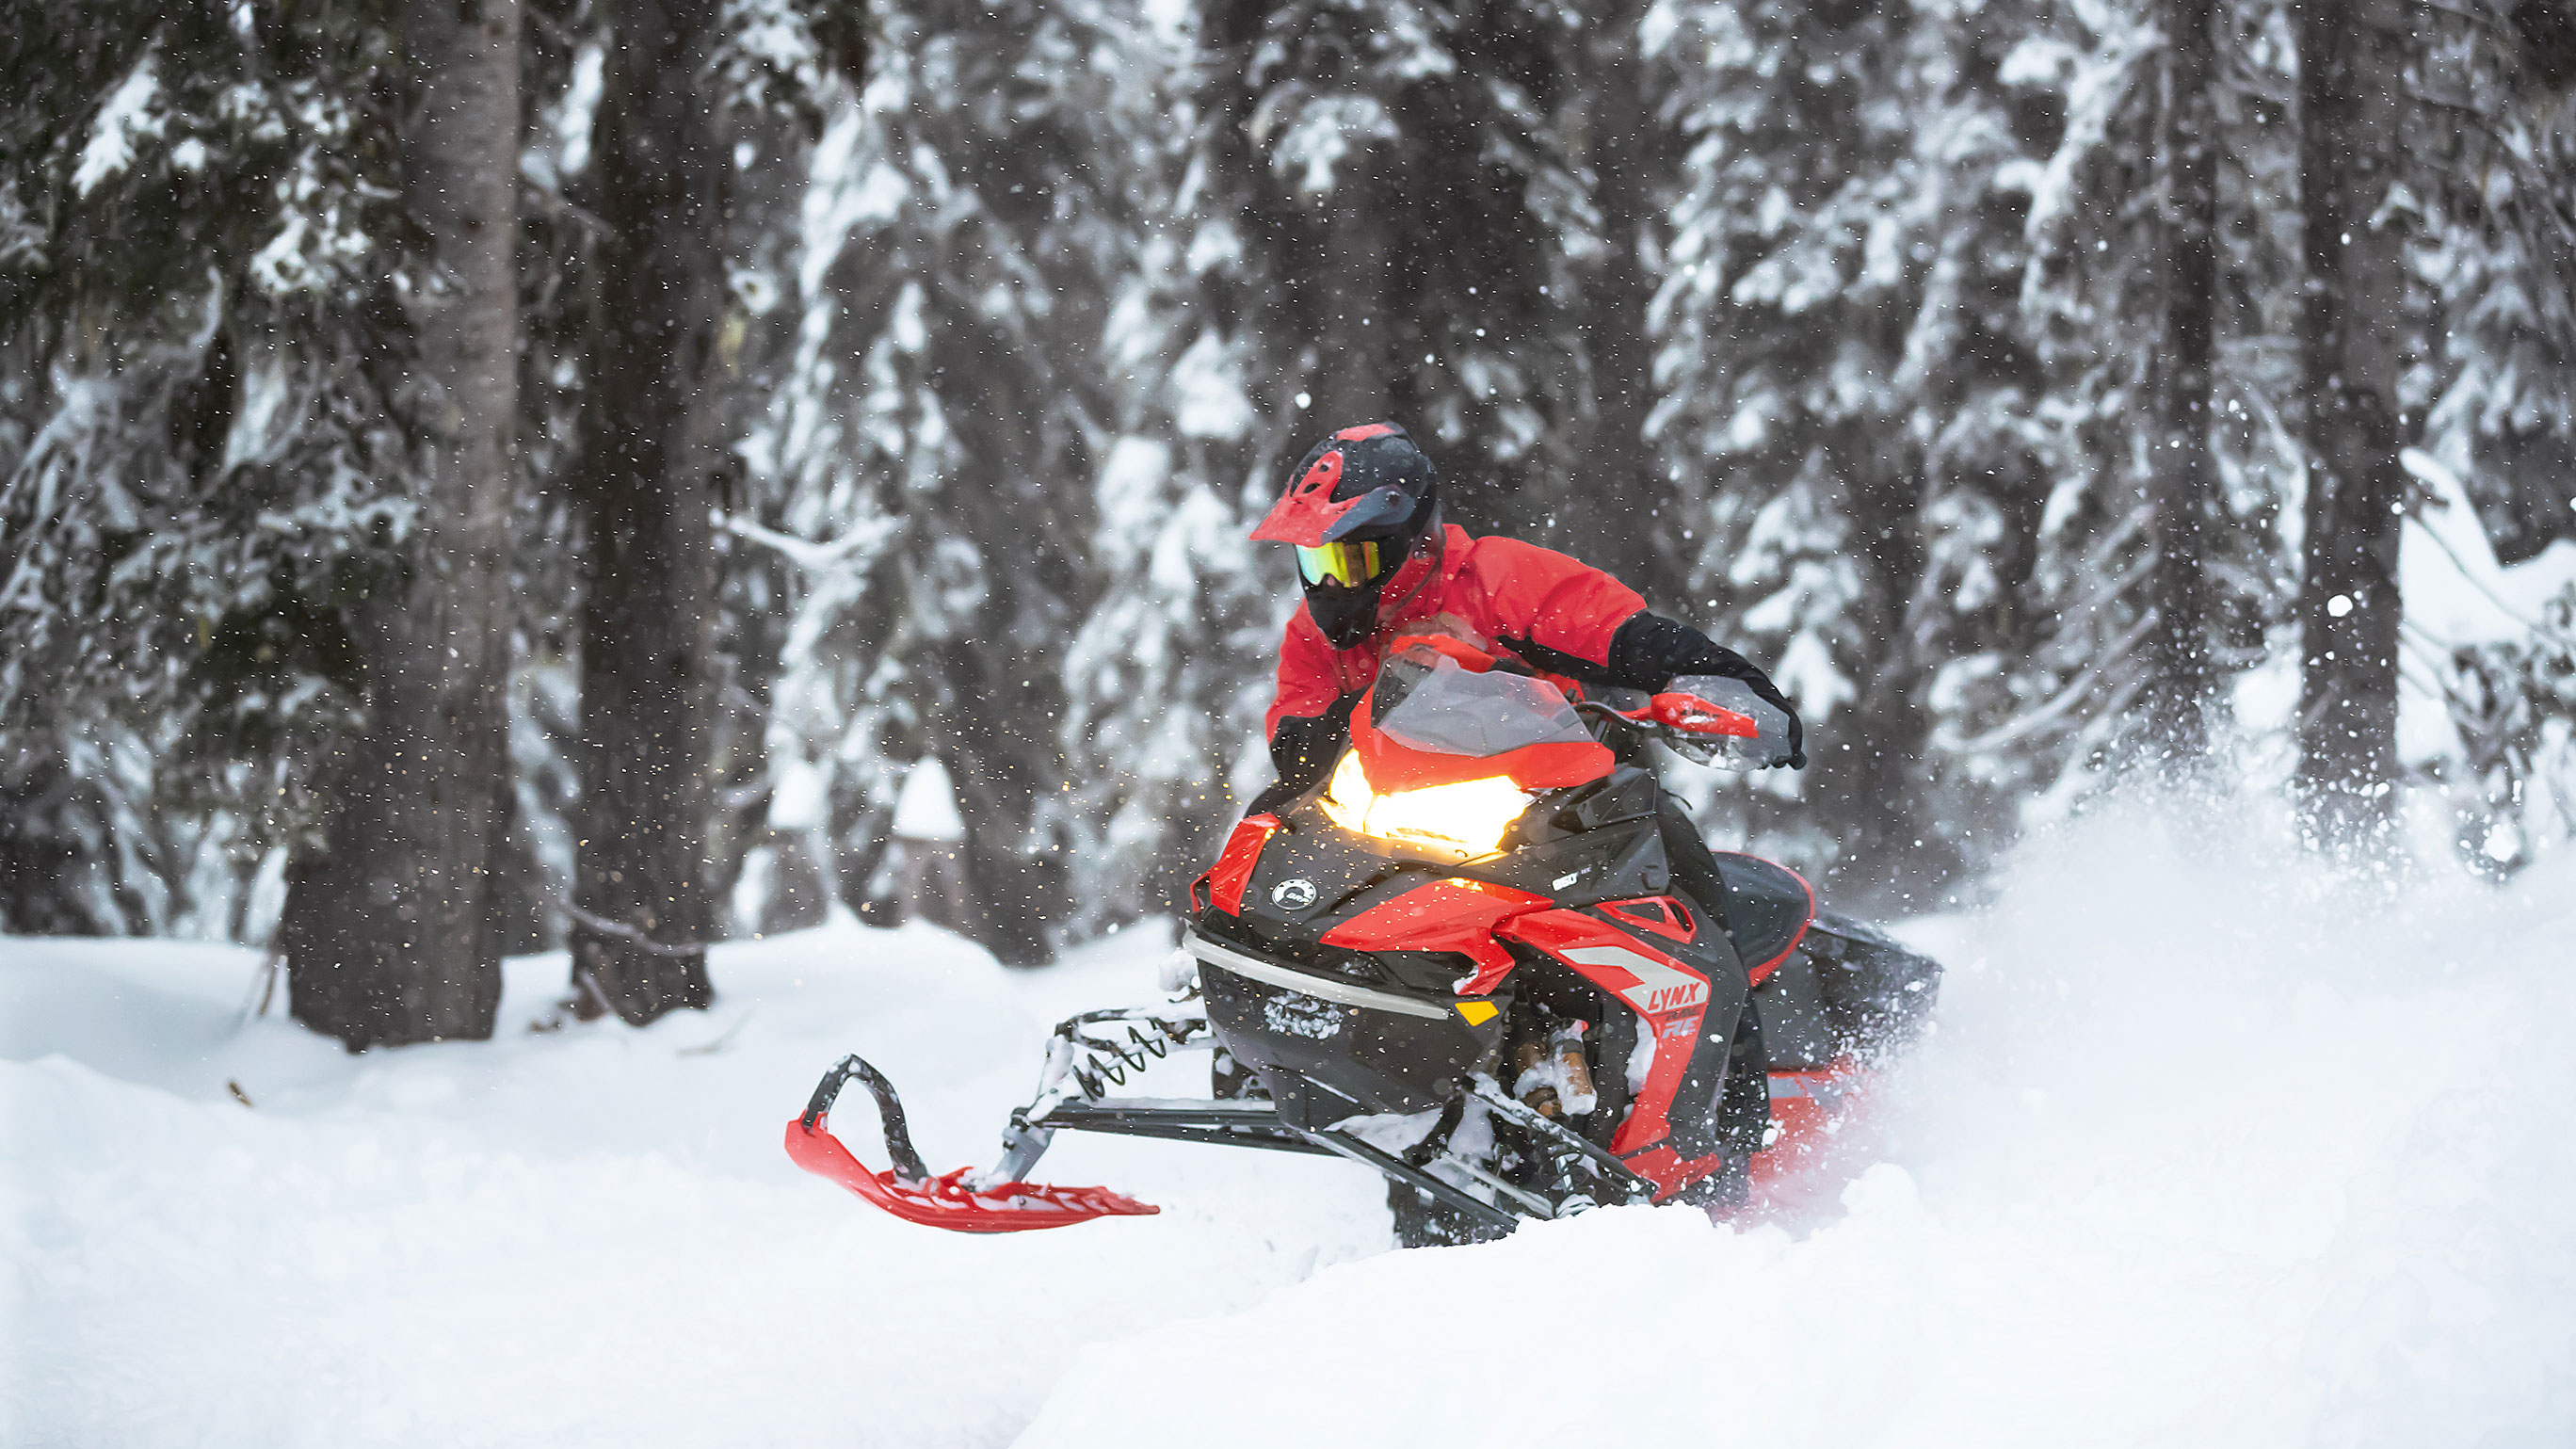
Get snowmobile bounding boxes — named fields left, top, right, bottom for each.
left=785, top=629, right=1940, bottom=1243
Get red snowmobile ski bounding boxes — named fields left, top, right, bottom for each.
left=786, top=630, right=1939, bottom=1241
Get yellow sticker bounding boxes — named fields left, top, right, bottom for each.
left=1454, top=1000, right=1500, bottom=1026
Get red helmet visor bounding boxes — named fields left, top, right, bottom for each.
left=1250, top=479, right=1422, bottom=547
left=1249, top=443, right=1429, bottom=546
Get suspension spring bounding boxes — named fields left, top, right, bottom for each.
left=1057, top=1009, right=1208, bottom=1101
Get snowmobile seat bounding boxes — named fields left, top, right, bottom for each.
left=1710, top=851, right=1812, bottom=981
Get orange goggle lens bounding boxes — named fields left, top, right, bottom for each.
left=1296, top=540, right=1385, bottom=588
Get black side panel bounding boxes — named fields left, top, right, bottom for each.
left=1752, top=947, right=1837, bottom=1069
left=1586, top=1002, right=1637, bottom=1152
left=1463, top=813, right=1669, bottom=907
left=1661, top=982, right=1757, bottom=1162
left=1715, top=1002, right=1771, bottom=1157
left=1712, top=852, right=1811, bottom=970
left=1808, top=911, right=1942, bottom=1054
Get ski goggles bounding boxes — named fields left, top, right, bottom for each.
left=1296, top=539, right=1392, bottom=588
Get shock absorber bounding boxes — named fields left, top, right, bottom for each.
left=1513, top=1037, right=1560, bottom=1117
left=1552, top=1022, right=1597, bottom=1115
left=1511, top=1016, right=1599, bottom=1119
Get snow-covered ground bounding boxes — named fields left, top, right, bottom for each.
left=0, top=922, right=1386, bottom=1448
left=8, top=802, right=2574, bottom=1447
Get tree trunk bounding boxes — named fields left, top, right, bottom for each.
left=1806, top=445, right=1943, bottom=914
left=934, top=635, right=1074, bottom=966
left=2145, top=0, right=2219, bottom=763
left=564, top=0, right=723, bottom=1022
left=1298, top=178, right=1395, bottom=433
left=279, top=0, right=521, bottom=1050
left=1577, top=0, right=1683, bottom=607
left=2294, top=0, right=2413, bottom=848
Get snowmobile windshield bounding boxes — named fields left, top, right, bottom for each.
left=1370, top=650, right=1592, bottom=759
left=1346, top=645, right=1616, bottom=797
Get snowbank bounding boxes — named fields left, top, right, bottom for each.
left=0, top=923, right=1386, bottom=1449
left=1021, top=803, right=2576, bottom=1448
left=7, top=800, right=2573, bottom=1448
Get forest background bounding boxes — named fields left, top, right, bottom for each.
left=4, top=0, right=2572, bottom=1048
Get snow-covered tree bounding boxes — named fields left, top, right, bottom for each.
left=273, top=0, right=529, bottom=1049
left=1197, top=0, right=1596, bottom=539
left=2416, top=2, right=2576, bottom=568
left=2407, top=0, right=2576, bottom=870
left=1574, top=0, right=1690, bottom=603
left=543, top=0, right=738, bottom=1022
left=1915, top=1, right=2301, bottom=825
left=739, top=0, right=1166, bottom=962
left=1058, top=201, right=1284, bottom=932
left=0, top=7, right=415, bottom=955
left=483, top=0, right=868, bottom=1008
left=1647, top=0, right=2034, bottom=904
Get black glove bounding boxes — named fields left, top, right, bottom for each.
left=1248, top=691, right=1362, bottom=814
left=1731, top=668, right=1805, bottom=770
left=1606, top=613, right=1806, bottom=768
left=1772, top=680, right=1813, bottom=763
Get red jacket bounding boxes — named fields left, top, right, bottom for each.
left=1264, top=525, right=1648, bottom=737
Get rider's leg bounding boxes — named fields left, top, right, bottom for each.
left=1675, top=1001, right=1769, bottom=1210
left=1655, top=795, right=1736, bottom=942
left=1655, top=797, right=1770, bottom=1199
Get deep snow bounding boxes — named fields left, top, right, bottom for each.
left=1024, top=807, right=2576, bottom=1448
left=7, top=802, right=2575, bottom=1447
left=0, top=924, right=1387, bottom=1448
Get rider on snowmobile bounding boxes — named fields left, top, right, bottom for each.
left=772, top=425, right=1898, bottom=1237
left=1247, top=421, right=1805, bottom=950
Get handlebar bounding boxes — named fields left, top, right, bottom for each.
left=1573, top=677, right=1796, bottom=771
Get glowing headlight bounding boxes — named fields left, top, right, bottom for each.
left=1317, top=751, right=1531, bottom=859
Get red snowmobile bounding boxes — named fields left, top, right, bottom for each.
left=785, top=631, right=1939, bottom=1243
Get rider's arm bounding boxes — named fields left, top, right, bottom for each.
left=1463, top=537, right=1790, bottom=704
left=1606, top=612, right=1784, bottom=701
left=1455, top=539, right=1803, bottom=765
left=1252, top=612, right=1360, bottom=813
left=1263, top=609, right=1344, bottom=739
left=1458, top=536, right=1647, bottom=672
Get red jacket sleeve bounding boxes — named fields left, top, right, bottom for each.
left=1264, top=608, right=1346, bottom=738
left=1453, top=537, right=1647, bottom=668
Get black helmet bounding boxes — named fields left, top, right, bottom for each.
left=1248, top=422, right=1441, bottom=648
